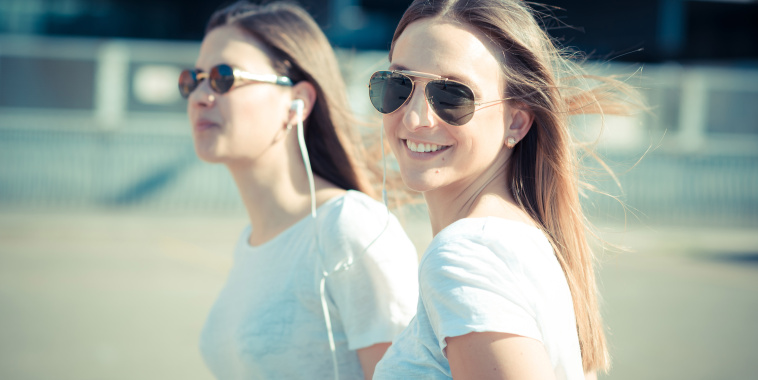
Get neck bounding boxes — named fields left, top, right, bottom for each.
left=226, top=144, right=322, bottom=246
left=423, top=153, right=519, bottom=236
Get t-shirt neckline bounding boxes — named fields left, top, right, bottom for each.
left=439, top=216, right=543, bottom=237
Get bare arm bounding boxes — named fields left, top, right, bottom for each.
left=357, top=342, right=392, bottom=380
left=446, top=332, right=556, bottom=380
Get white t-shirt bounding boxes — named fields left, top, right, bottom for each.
left=374, top=217, right=584, bottom=380
left=199, top=190, right=419, bottom=380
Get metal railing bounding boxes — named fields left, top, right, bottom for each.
left=1, top=34, right=756, bottom=225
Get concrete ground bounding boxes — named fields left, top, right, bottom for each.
left=0, top=209, right=756, bottom=379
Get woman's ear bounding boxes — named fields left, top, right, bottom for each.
left=289, top=81, right=318, bottom=123
left=505, top=104, right=534, bottom=147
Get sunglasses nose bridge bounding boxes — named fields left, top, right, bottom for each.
left=199, top=71, right=222, bottom=93
left=187, top=76, right=217, bottom=105
left=401, top=79, right=436, bottom=130
left=407, top=77, right=443, bottom=115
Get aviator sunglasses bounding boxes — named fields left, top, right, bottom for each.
left=368, top=70, right=511, bottom=126
left=178, top=63, right=293, bottom=99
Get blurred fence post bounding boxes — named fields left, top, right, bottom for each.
left=677, top=69, right=708, bottom=151
left=95, top=41, right=130, bottom=130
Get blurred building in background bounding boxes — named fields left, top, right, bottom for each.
left=0, top=0, right=756, bottom=224
left=2, top=0, right=757, bottom=58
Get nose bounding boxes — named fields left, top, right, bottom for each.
left=401, top=83, right=434, bottom=131
left=188, top=79, right=216, bottom=108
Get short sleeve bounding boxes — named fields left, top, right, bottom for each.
left=419, top=237, right=543, bottom=356
left=320, top=191, right=419, bottom=350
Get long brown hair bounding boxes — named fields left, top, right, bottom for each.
left=206, top=1, right=376, bottom=197
left=391, top=0, right=639, bottom=372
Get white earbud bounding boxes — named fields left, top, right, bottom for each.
left=291, top=99, right=305, bottom=112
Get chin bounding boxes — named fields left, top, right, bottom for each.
left=399, top=169, right=444, bottom=193
left=193, top=143, right=226, bottom=164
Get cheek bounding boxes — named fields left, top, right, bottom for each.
left=382, top=112, right=400, bottom=132
left=216, top=103, right=258, bottom=150
left=455, top=117, right=506, bottom=163
left=227, top=98, right=252, bottom=122
left=477, top=111, right=507, bottom=145
left=227, top=96, right=284, bottom=133
left=382, top=114, right=402, bottom=146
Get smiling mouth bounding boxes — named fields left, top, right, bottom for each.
left=404, top=139, right=452, bottom=153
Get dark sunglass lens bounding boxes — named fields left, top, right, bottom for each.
left=178, top=70, right=198, bottom=99
left=210, top=64, right=235, bottom=94
left=369, top=71, right=413, bottom=114
left=426, top=80, right=476, bottom=126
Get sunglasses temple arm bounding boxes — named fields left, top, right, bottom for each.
left=475, top=97, right=513, bottom=106
left=237, top=72, right=293, bottom=86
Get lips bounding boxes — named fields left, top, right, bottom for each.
left=194, top=119, right=219, bottom=132
left=403, top=138, right=452, bottom=153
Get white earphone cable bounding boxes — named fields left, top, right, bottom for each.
left=294, top=99, right=339, bottom=380
left=303, top=101, right=392, bottom=380
left=294, top=99, right=317, bottom=218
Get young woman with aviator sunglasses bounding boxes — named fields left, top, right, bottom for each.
left=369, top=0, right=639, bottom=379
left=180, top=2, right=419, bottom=379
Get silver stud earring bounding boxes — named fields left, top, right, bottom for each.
left=506, top=137, right=517, bottom=149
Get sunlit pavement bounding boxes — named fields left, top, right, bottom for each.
left=596, top=226, right=758, bottom=380
left=0, top=210, right=756, bottom=380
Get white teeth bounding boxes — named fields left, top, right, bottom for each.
left=405, top=140, right=448, bottom=153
